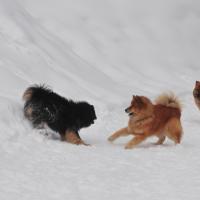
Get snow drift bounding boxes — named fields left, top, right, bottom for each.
left=0, top=0, right=200, bottom=199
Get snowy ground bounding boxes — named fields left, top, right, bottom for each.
left=0, top=0, right=200, bottom=199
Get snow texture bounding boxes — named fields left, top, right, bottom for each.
left=0, top=0, right=200, bottom=199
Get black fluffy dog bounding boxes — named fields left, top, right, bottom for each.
left=23, top=85, right=97, bottom=145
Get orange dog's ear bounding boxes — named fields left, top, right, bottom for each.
left=135, top=96, right=144, bottom=109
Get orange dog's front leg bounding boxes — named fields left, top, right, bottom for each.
left=108, top=127, right=130, bottom=142
left=125, top=135, right=147, bottom=149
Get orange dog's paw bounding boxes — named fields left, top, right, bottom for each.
left=83, top=142, right=91, bottom=146
left=124, top=144, right=134, bottom=149
left=108, top=135, right=115, bottom=142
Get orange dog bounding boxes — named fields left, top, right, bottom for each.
left=108, top=93, right=183, bottom=149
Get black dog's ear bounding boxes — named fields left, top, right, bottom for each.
left=90, top=105, right=94, bottom=109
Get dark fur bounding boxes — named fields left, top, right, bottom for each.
left=193, top=81, right=200, bottom=110
left=23, top=85, right=97, bottom=144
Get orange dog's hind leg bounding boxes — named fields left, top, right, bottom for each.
left=155, top=136, right=166, bottom=145
left=108, top=127, right=129, bottom=142
left=125, top=135, right=147, bottom=149
left=166, top=118, right=183, bottom=144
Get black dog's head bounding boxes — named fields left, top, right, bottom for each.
left=76, top=102, right=97, bottom=128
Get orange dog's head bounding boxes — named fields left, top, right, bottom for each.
left=125, top=95, right=153, bottom=116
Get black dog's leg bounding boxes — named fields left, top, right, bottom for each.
left=75, top=131, right=90, bottom=146
left=75, top=131, right=81, bottom=139
left=60, top=132, right=66, bottom=141
left=60, top=130, right=89, bottom=146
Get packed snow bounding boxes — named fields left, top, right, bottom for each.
left=0, top=0, right=200, bottom=199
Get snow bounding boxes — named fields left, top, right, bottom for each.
left=0, top=0, right=200, bottom=199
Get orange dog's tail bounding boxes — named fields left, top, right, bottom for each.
left=155, top=92, right=182, bottom=112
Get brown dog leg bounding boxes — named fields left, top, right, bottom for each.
left=166, top=118, right=182, bottom=144
left=108, top=127, right=129, bottom=142
left=62, top=131, right=89, bottom=145
left=125, top=135, right=146, bottom=149
left=155, top=136, right=166, bottom=145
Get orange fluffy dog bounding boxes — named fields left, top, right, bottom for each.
left=108, top=93, right=183, bottom=149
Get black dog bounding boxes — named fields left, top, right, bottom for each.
left=23, top=85, right=97, bottom=145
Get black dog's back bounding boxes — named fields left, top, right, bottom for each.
left=23, top=85, right=65, bottom=104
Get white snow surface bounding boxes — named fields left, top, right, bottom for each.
left=0, top=0, right=200, bottom=199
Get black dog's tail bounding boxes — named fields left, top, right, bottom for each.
left=22, top=84, right=51, bottom=102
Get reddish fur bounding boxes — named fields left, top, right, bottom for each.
left=108, top=94, right=183, bottom=149
left=148, top=104, right=181, bottom=136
